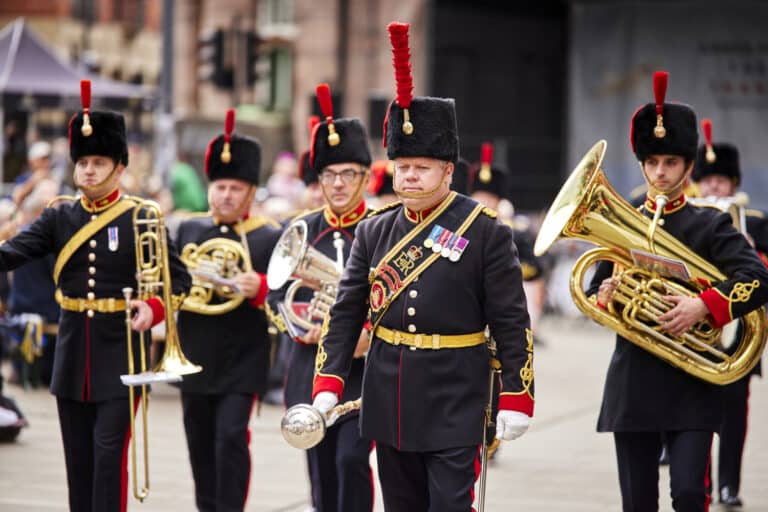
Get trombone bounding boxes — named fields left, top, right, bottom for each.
left=120, top=198, right=203, bottom=501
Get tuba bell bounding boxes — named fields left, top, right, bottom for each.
left=266, top=220, right=341, bottom=332
left=534, top=140, right=767, bottom=385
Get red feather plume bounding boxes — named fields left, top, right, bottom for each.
left=481, top=142, right=493, bottom=166
left=80, top=80, right=91, bottom=110
left=388, top=22, right=413, bottom=109
left=316, top=83, right=334, bottom=121
left=702, top=118, right=713, bottom=146
left=653, top=71, right=668, bottom=115
left=224, top=108, right=235, bottom=142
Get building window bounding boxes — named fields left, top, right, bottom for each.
left=71, top=0, right=97, bottom=24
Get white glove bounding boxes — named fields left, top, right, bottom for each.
left=312, top=391, right=339, bottom=427
left=495, top=410, right=530, bottom=441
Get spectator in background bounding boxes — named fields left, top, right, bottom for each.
left=171, top=155, right=208, bottom=212
left=12, top=141, right=53, bottom=206
left=266, top=151, right=304, bottom=204
left=7, top=179, right=61, bottom=388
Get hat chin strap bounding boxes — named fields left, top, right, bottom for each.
left=322, top=172, right=367, bottom=214
left=640, top=162, right=690, bottom=199
left=393, top=168, right=449, bottom=199
left=74, top=163, right=121, bottom=196
left=212, top=185, right=256, bottom=223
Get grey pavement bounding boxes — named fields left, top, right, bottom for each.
left=1, top=313, right=767, bottom=511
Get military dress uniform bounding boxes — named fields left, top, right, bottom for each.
left=176, top=110, right=282, bottom=512
left=313, top=24, right=534, bottom=512
left=588, top=71, right=768, bottom=512
left=691, top=133, right=768, bottom=505
left=274, top=88, right=376, bottom=512
left=0, top=90, right=191, bottom=512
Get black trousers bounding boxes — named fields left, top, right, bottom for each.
left=307, top=416, right=374, bottom=512
left=614, top=431, right=713, bottom=512
left=56, top=397, right=132, bottom=512
left=717, top=376, right=751, bottom=495
left=376, top=442, right=479, bottom=512
left=181, top=392, right=256, bottom=512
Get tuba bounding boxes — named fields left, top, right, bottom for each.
left=266, top=220, right=342, bottom=333
left=534, top=140, right=767, bottom=385
left=120, top=198, right=202, bottom=502
left=179, top=220, right=252, bottom=315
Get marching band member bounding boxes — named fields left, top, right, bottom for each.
left=311, top=23, right=533, bottom=511
left=0, top=80, right=191, bottom=512
left=175, top=109, right=281, bottom=511
left=275, top=83, right=375, bottom=512
left=692, top=119, right=768, bottom=507
left=589, top=71, right=768, bottom=512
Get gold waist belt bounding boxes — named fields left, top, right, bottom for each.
left=374, top=326, right=486, bottom=350
left=55, top=289, right=127, bottom=313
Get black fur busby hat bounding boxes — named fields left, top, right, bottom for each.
left=69, top=80, right=128, bottom=165
left=383, top=23, right=459, bottom=164
left=692, top=118, right=740, bottom=185
left=310, top=84, right=372, bottom=171
left=630, top=71, right=698, bottom=162
left=367, top=160, right=395, bottom=196
left=204, top=109, right=261, bottom=185
left=450, top=157, right=470, bottom=195
left=299, top=116, right=321, bottom=185
left=468, top=142, right=507, bottom=198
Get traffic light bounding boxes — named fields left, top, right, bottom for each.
left=198, top=29, right=233, bottom=89
left=244, top=31, right=263, bottom=86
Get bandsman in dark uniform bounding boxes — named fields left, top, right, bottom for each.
left=311, top=23, right=533, bottom=511
left=468, top=142, right=543, bottom=284
left=589, top=71, right=768, bottom=512
left=273, top=83, right=375, bottom=512
left=692, top=118, right=768, bottom=508
left=0, top=80, right=192, bottom=511
left=175, top=109, right=281, bottom=512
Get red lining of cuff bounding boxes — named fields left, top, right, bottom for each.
left=145, top=297, right=165, bottom=327
left=699, top=288, right=732, bottom=328
left=248, top=273, right=268, bottom=308
left=312, top=375, right=344, bottom=401
left=499, top=393, right=534, bottom=417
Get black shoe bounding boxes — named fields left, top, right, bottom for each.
left=720, top=486, right=743, bottom=507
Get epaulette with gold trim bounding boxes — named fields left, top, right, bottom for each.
left=481, top=206, right=498, bottom=219
left=46, top=195, right=78, bottom=209
left=290, top=206, right=324, bottom=223
left=237, top=215, right=280, bottom=234
left=367, top=201, right=401, bottom=218
left=746, top=209, right=765, bottom=219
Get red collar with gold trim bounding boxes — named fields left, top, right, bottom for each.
left=404, top=195, right=450, bottom=224
left=213, top=212, right=250, bottom=226
left=80, top=189, right=120, bottom=213
left=644, top=193, right=686, bottom=214
left=323, top=200, right=367, bottom=228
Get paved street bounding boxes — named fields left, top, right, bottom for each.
left=1, top=313, right=767, bottom=511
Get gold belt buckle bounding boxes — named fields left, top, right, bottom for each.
left=414, top=334, right=423, bottom=348
left=431, top=334, right=440, bottom=349
left=392, top=331, right=402, bottom=346
left=106, top=297, right=116, bottom=312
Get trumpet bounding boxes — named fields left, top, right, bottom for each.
left=120, top=199, right=202, bottom=501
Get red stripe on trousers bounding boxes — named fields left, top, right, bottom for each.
left=121, top=396, right=142, bottom=512
left=242, top=394, right=259, bottom=509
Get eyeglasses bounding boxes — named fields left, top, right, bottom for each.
left=319, top=169, right=364, bottom=185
